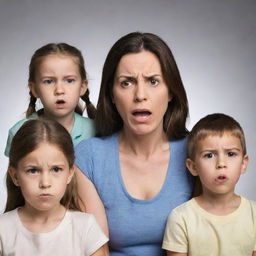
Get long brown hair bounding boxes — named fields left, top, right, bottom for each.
left=5, top=119, right=82, bottom=212
left=95, top=32, right=188, bottom=139
left=26, top=43, right=96, bottom=119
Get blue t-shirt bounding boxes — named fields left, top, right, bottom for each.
left=75, top=134, right=194, bottom=256
left=5, top=112, right=95, bottom=156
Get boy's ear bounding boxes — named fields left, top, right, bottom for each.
left=80, top=80, right=88, bottom=97
left=241, top=155, right=249, bottom=174
left=8, top=167, right=19, bottom=186
left=28, top=82, right=39, bottom=98
left=186, top=158, right=199, bottom=176
left=67, top=165, right=75, bottom=184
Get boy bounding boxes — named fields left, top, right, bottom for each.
left=162, top=113, right=256, bottom=256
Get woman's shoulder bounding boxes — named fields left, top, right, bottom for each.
left=170, top=136, right=187, bottom=145
left=76, top=133, right=118, bottom=151
left=170, top=136, right=188, bottom=156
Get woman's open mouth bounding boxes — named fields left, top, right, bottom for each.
left=132, top=110, right=152, bottom=122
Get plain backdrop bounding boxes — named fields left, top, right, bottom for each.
left=0, top=0, right=255, bottom=212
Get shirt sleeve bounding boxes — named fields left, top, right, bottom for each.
left=84, top=214, right=109, bottom=256
left=74, top=140, right=94, bottom=181
left=251, top=200, right=256, bottom=251
left=4, top=129, right=13, bottom=157
left=162, top=209, right=188, bottom=253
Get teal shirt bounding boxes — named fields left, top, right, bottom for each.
left=5, top=112, right=95, bottom=156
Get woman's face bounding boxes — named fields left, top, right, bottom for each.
left=113, top=50, right=171, bottom=137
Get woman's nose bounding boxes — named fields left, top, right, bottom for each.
left=134, top=82, right=147, bottom=102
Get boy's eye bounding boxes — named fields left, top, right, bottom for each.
left=43, top=79, right=54, bottom=84
left=26, top=168, right=38, bottom=174
left=203, top=153, right=215, bottom=158
left=227, top=152, right=237, bottom=157
left=150, top=78, right=159, bottom=86
left=52, top=167, right=62, bottom=173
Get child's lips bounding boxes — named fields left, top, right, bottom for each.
left=56, top=99, right=65, bottom=104
left=214, top=174, right=228, bottom=183
left=38, top=193, right=53, bottom=199
left=55, top=99, right=66, bottom=108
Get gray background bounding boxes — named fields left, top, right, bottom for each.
left=0, top=0, right=255, bottom=212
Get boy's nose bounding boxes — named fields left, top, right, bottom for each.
left=216, top=155, right=227, bottom=169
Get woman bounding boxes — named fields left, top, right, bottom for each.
left=75, top=32, right=194, bottom=255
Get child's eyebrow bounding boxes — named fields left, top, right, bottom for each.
left=199, top=149, right=217, bottom=154
left=199, top=147, right=241, bottom=154
left=223, top=147, right=241, bottom=151
left=64, top=75, right=78, bottom=78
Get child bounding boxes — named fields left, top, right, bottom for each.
left=5, top=43, right=96, bottom=156
left=0, top=119, right=108, bottom=255
left=162, top=113, right=256, bottom=256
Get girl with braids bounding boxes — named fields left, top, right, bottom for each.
left=0, top=119, right=108, bottom=255
left=5, top=43, right=96, bottom=156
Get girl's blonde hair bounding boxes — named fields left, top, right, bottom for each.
left=5, top=119, right=82, bottom=212
left=26, top=43, right=96, bottom=119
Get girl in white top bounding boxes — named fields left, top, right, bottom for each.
left=0, top=119, right=108, bottom=256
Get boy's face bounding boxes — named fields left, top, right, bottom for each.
left=187, top=132, right=248, bottom=196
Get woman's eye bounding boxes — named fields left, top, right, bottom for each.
left=203, top=153, right=215, bottom=158
left=121, top=81, right=132, bottom=87
left=26, top=168, right=38, bottom=174
left=43, top=79, right=54, bottom=84
left=150, top=79, right=159, bottom=86
left=52, top=167, right=62, bottom=173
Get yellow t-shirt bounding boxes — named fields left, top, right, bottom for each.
left=162, top=197, right=256, bottom=256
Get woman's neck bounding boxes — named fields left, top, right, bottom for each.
left=119, top=128, right=169, bottom=158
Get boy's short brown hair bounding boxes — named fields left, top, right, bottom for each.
left=188, top=113, right=246, bottom=160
